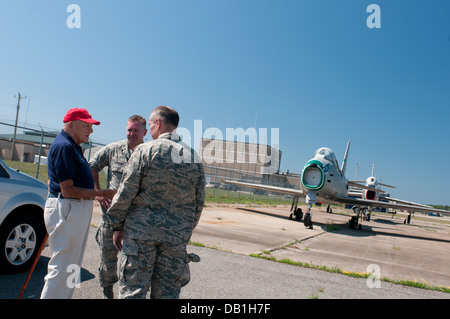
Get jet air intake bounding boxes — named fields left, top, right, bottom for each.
left=301, top=160, right=325, bottom=191
left=365, top=189, right=376, bottom=200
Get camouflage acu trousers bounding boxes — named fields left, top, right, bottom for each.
left=118, top=238, right=191, bottom=299
left=95, top=215, right=119, bottom=288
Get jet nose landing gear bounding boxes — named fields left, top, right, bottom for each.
left=304, top=204, right=313, bottom=229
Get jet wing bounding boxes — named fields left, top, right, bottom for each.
left=347, top=181, right=386, bottom=194
left=381, top=196, right=433, bottom=208
left=222, top=180, right=304, bottom=197
left=335, top=196, right=450, bottom=216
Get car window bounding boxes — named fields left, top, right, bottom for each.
left=0, top=164, right=10, bottom=178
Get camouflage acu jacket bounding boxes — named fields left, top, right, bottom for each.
left=107, top=132, right=205, bottom=245
left=89, top=140, right=131, bottom=190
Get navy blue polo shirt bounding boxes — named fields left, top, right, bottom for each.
left=48, top=129, right=94, bottom=193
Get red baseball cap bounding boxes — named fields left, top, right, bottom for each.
left=63, top=108, right=100, bottom=125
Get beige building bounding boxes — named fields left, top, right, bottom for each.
left=0, top=130, right=100, bottom=162
left=0, top=130, right=55, bottom=162
left=200, top=138, right=300, bottom=192
left=200, top=137, right=281, bottom=177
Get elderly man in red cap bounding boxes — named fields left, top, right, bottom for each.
left=40, top=108, right=116, bottom=299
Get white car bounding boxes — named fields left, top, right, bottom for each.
left=0, top=158, right=48, bottom=273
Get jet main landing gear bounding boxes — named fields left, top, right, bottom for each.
left=289, top=196, right=303, bottom=221
left=404, top=212, right=412, bottom=224
left=289, top=208, right=303, bottom=221
left=350, top=206, right=363, bottom=230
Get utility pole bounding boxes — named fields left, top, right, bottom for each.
left=11, top=92, right=26, bottom=161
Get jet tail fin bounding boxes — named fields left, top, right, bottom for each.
left=341, top=141, right=350, bottom=176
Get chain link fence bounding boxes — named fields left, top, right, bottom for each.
left=0, top=121, right=105, bottom=180
left=1, top=120, right=302, bottom=202
left=204, top=164, right=302, bottom=202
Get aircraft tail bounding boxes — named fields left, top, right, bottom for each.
left=371, top=163, right=396, bottom=188
left=341, top=141, right=350, bottom=176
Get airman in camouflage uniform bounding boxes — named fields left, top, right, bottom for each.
left=89, top=115, right=147, bottom=298
left=107, top=106, right=205, bottom=299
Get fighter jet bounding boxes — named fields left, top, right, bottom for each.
left=347, top=164, right=438, bottom=224
left=348, top=164, right=395, bottom=200
left=223, top=142, right=450, bottom=230
left=346, top=164, right=396, bottom=221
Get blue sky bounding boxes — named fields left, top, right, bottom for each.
left=0, top=1, right=449, bottom=205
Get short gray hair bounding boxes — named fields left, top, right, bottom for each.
left=150, top=106, right=179, bottom=128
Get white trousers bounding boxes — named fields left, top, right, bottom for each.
left=40, top=197, right=93, bottom=299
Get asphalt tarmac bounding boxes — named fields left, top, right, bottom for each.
left=1, top=202, right=449, bottom=300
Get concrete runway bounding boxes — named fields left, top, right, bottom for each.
left=192, top=203, right=450, bottom=289
left=1, top=202, right=449, bottom=299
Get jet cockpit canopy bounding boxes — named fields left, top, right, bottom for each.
left=314, top=148, right=337, bottom=164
